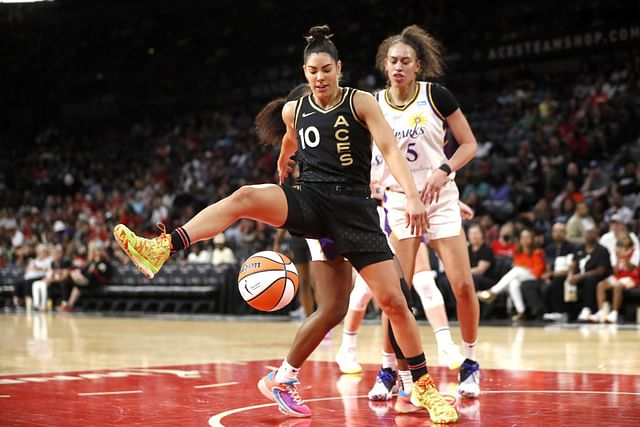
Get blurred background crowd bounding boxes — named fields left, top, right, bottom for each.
left=0, top=0, right=638, bottom=320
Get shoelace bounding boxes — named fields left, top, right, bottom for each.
left=460, top=362, right=480, bottom=381
left=282, top=382, right=304, bottom=405
left=377, top=370, right=396, bottom=390
left=422, top=382, right=455, bottom=419
left=132, top=223, right=169, bottom=261
left=156, top=222, right=168, bottom=235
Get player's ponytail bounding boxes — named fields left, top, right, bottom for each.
left=303, top=25, right=339, bottom=62
left=255, top=84, right=310, bottom=145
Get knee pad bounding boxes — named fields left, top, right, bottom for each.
left=348, top=273, right=373, bottom=312
left=413, top=270, right=444, bottom=310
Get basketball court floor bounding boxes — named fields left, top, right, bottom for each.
left=1, top=313, right=639, bottom=426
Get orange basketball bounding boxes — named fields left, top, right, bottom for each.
left=238, top=251, right=299, bottom=312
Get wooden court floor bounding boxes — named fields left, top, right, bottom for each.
left=1, top=313, right=639, bottom=426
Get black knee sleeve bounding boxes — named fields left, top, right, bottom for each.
left=387, top=277, right=414, bottom=361
left=400, top=277, right=414, bottom=308
left=387, top=318, right=405, bottom=360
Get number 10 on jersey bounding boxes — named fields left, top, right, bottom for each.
left=298, top=120, right=354, bottom=167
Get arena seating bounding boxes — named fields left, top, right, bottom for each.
left=0, top=263, right=239, bottom=315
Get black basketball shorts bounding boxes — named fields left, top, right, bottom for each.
left=281, top=183, right=393, bottom=271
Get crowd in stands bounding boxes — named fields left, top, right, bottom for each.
left=1, top=1, right=639, bottom=319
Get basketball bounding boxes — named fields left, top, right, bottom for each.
left=238, top=251, right=299, bottom=312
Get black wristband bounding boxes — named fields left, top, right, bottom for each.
left=438, top=163, right=452, bottom=175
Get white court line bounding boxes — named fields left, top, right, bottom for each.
left=208, top=389, right=640, bottom=427
left=194, top=382, right=239, bottom=389
left=78, top=390, right=142, bottom=397
left=0, top=395, right=10, bottom=398
left=484, top=390, right=640, bottom=396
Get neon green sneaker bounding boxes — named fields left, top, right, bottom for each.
left=410, top=373, right=458, bottom=423
left=113, top=224, right=171, bottom=279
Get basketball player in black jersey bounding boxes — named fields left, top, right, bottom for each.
left=114, top=25, right=458, bottom=423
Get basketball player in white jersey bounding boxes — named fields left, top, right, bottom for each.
left=371, top=25, right=481, bottom=399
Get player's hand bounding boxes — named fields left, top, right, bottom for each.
left=459, top=201, right=475, bottom=220
left=404, top=196, right=427, bottom=236
left=421, top=169, right=450, bottom=205
left=277, top=155, right=296, bottom=184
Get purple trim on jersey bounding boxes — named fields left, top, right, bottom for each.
left=381, top=193, right=392, bottom=236
left=425, top=82, right=445, bottom=121
left=383, top=207, right=392, bottom=236
left=443, top=123, right=454, bottom=159
left=319, top=237, right=338, bottom=261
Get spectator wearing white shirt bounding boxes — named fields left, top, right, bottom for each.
left=211, top=234, right=236, bottom=266
left=599, top=213, right=640, bottom=267
left=12, top=244, right=52, bottom=311
left=186, top=242, right=212, bottom=264
left=566, top=202, right=596, bottom=246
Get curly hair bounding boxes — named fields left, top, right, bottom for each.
left=375, top=25, right=444, bottom=81
left=254, top=84, right=310, bottom=145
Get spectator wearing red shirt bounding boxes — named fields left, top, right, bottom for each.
left=491, top=222, right=516, bottom=258
left=478, top=229, right=545, bottom=321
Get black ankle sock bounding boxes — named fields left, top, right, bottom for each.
left=170, top=227, right=191, bottom=252
left=406, top=353, right=428, bottom=381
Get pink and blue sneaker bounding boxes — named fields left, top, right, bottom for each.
left=258, top=370, right=312, bottom=418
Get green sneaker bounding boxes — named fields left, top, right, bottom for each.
left=113, top=224, right=171, bottom=279
left=411, top=373, right=458, bottom=423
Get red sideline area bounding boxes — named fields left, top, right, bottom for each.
left=1, top=361, right=639, bottom=426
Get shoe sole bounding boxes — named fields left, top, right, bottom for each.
left=113, top=225, right=155, bottom=280
left=411, top=394, right=458, bottom=423
left=336, top=355, right=362, bottom=375
left=368, top=384, right=397, bottom=401
left=457, top=388, right=480, bottom=399
left=438, top=353, right=465, bottom=370
left=257, top=378, right=311, bottom=418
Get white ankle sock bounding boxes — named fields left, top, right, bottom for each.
left=275, top=359, right=300, bottom=383
left=434, top=326, right=455, bottom=349
left=462, top=339, right=477, bottom=361
left=399, top=370, right=413, bottom=393
left=341, top=329, right=358, bottom=351
left=381, top=351, right=397, bottom=371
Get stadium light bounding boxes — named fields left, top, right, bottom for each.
left=0, top=0, right=55, bottom=3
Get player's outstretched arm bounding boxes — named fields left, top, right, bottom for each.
left=278, top=101, right=300, bottom=184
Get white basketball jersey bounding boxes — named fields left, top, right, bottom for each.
left=370, top=143, right=385, bottom=201
left=375, top=81, right=452, bottom=192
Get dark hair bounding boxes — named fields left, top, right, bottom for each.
left=303, top=25, right=339, bottom=63
left=255, top=84, right=311, bottom=145
left=516, top=228, right=535, bottom=253
left=376, top=25, right=444, bottom=80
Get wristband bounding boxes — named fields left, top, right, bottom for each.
left=438, top=163, right=452, bottom=175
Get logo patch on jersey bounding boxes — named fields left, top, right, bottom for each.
left=302, top=111, right=316, bottom=117
left=393, top=112, right=428, bottom=139
left=408, top=112, right=427, bottom=127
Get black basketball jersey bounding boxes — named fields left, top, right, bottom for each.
left=294, top=87, right=372, bottom=186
